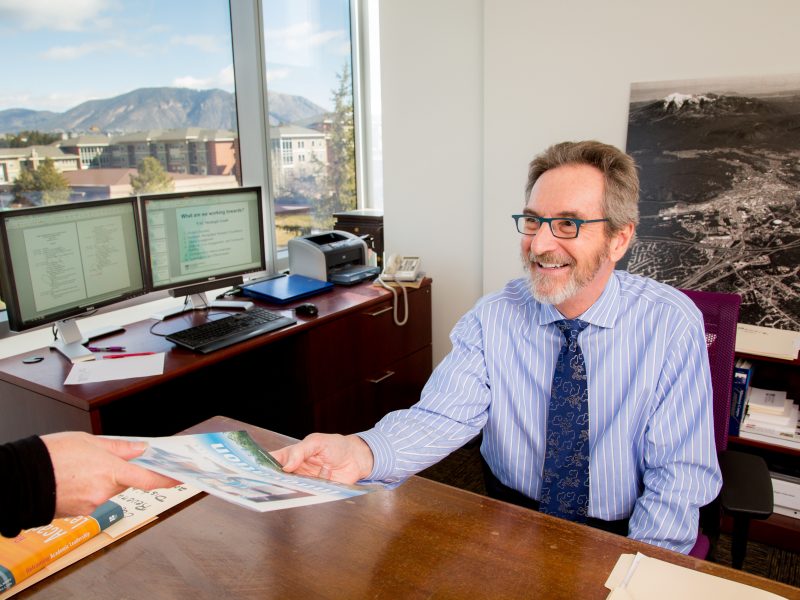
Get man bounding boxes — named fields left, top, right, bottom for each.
left=1, top=432, right=178, bottom=537
left=273, top=140, right=721, bottom=554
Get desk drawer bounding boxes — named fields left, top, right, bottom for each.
left=357, top=285, right=431, bottom=374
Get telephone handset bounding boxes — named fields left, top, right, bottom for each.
left=382, top=255, right=421, bottom=282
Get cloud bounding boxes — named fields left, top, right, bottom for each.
left=265, top=21, right=346, bottom=65
left=172, top=65, right=235, bottom=91
left=40, top=38, right=125, bottom=61
left=0, top=0, right=113, bottom=32
left=266, top=67, right=291, bottom=83
left=170, top=34, right=223, bottom=54
left=0, top=90, right=103, bottom=112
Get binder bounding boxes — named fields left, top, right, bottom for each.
left=240, top=274, right=333, bottom=304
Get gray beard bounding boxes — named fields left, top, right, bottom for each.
left=522, top=247, right=607, bottom=306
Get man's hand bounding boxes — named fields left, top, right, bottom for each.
left=271, top=433, right=374, bottom=484
left=42, top=432, right=180, bottom=517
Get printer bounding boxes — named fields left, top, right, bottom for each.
left=288, top=230, right=380, bottom=285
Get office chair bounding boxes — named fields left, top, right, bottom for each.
left=681, top=289, right=773, bottom=568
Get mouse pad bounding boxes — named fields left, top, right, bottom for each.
left=240, top=274, right=333, bottom=304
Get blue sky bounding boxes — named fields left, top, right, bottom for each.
left=0, top=0, right=351, bottom=114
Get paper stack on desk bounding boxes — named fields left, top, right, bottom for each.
left=604, top=553, right=789, bottom=599
left=735, top=323, right=800, bottom=361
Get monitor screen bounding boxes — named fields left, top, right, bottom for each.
left=141, top=187, right=266, bottom=295
left=0, top=198, right=146, bottom=333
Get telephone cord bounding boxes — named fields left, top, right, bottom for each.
left=377, top=277, right=409, bottom=326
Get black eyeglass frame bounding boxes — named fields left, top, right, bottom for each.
left=511, top=214, right=609, bottom=239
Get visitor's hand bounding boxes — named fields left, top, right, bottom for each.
left=42, top=432, right=180, bottom=517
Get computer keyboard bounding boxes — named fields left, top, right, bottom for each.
left=166, top=307, right=296, bottom=353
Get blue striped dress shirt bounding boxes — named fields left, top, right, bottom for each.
left=359, top=271, right=722, bottom=554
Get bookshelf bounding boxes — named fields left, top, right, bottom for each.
left=727, top=351, right=800, bottom=552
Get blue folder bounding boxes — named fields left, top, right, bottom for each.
left=240, top=274, right=333, bottom=304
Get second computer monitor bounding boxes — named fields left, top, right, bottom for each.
left=141, top=186, right=266, bottom=300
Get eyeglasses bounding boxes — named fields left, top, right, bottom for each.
left=511, top=214, right=609, bottom=239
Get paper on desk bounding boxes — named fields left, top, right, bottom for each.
left=736, top=323, right=800, bottom=361
left=64, top=352, right=165, bottom=384
left=605, top=553, right=788, bottom=599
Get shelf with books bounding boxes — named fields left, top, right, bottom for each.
left=730, top=350, right=799, bottom=453
left=723, top=348, right=799, bottom=551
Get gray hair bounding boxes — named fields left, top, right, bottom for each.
left=525, top=140, right=640, bottom=236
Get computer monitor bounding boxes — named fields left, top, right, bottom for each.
left=140, top=186, right=267, bottom=320
left=0, top=197, right=147, bottom=362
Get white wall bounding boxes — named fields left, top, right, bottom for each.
left=379, top=0, right=484, bottom=364
left=380, top=0, right=800, bottom=364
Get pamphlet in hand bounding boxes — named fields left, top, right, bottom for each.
left=116, top=431, right=373, bottom=512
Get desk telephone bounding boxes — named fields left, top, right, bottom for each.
left=381, top=255, right=421, bottom=282
left=378, top=255, right=422, bottom=326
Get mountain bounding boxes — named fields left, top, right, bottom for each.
left=0, top=87, right=328, bottom=134
left=629, top=92, right=784, bottom=125
left=628, top=91, right=800, bottom=151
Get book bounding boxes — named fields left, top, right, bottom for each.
left=0, top=484, right=200, bottom=599
left=729, top=359, right=753, bottom=436
left=747, top=387, right=788, bottom=416
left=741, top=412, right=799, bottom=439
left=0, top=500, right=123, bottom=593
left=746, top=399, right=797, bottom=428
left=739, top=428, right=800, bottom=450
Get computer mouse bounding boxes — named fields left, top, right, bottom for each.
left=295, top=302, right=319, bottom=317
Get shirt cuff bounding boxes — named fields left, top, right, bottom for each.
left=356, top=428, right=397, bottom=483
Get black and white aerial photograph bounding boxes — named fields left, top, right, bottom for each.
left=622, top=74, right=800, bottom=331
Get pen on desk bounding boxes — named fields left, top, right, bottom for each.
left=87, top=346, right=126, bottom=352
left=103, top=352, right=156, bottom=359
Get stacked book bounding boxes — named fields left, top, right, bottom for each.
left=728, top=359, right=753, bottom=436
left=740, top=386, right=800, bottom=450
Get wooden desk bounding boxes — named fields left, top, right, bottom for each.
left=14, top=416, right=799, bottom=599
left=0, top=281, right=432, bottom=441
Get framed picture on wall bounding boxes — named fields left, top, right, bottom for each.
left=622, top=73, right=800, bottom=331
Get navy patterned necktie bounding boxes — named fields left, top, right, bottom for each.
left=539, top=319, right=590, bottom=523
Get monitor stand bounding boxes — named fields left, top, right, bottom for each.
left=150, top=292, right=253, bottom=321
left=50, top=319, right=125, bottom=364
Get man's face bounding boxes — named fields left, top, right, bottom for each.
left=520, top=164, right=630, bottom=316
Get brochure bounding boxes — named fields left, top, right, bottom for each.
left=117, top=431, right=373, bottom=512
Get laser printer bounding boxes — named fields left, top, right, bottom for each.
left=288, top=230, right=380, bottom=285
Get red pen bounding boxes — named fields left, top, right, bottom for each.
left=103, top=352, right=157, bottom=359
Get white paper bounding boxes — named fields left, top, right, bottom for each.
left=736, top=323, right=800, bottom=360
left=605, top=553, right=788, bottom=599
left=106, top=483, right=200, bottom=538
left=64, top=353, right=165, bottom=384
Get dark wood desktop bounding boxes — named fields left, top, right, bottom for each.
left=13, top=416, right=799, bottom=600
left=0, top=280, right=432, bottom=442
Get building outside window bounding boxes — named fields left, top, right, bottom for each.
left=262, top=0, right=358, bottom=249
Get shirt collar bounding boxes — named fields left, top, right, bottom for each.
left=535, top=271, right=621, bottom=329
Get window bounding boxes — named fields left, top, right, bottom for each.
left=0, top=1, right=240, bottom=210
left=0, top=0, right=372, bottom=324
left=262, top=0, right=358, bottom=250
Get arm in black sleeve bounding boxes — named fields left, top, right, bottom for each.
left=0, top=436, right=57, bottom=538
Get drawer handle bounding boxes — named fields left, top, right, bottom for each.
left=367, top=370, right=395, bottom=384
left=366, top=306, right=392, bottom=317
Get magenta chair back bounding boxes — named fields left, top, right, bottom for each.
left=680, top=288, right=741, bottom=560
